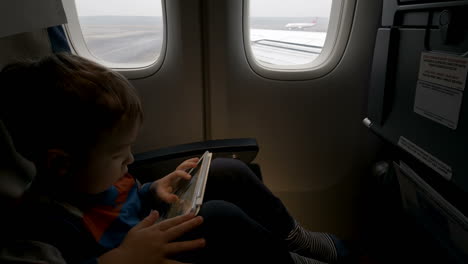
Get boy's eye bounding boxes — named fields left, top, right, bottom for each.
left=111, top=154, right=122, bottom=160
left=112, top=145, right=132, bottom=159
left=112, top=151, right=126, bottom=159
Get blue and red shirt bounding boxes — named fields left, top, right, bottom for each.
left=19, top=174, right=155, bottom=264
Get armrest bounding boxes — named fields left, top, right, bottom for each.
left=129, top=138, right=259, bottom=183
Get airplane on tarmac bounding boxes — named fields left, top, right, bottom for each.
left=285, top=18, right=318, bottom=30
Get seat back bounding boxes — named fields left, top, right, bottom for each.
left=365, top=1, right=468, bottom=262
left=0, top=119, right=35, bottom=200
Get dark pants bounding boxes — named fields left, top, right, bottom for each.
left=175, top=158, right=296, bottom=264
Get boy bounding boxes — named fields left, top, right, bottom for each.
left=0, top=53, right=350, bottom=264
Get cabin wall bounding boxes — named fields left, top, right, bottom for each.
left=130, top=0, right=206, bottom=153
left=206, top=0, right=383, bottom=238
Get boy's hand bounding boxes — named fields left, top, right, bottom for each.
left=98, top=211, right=205, bottom=264
left=152, top=158, right=199, bottom=203
left=175, top=158, right=199, bottom=172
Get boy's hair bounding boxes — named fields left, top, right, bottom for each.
left=0, top=53, right=143, bottom=163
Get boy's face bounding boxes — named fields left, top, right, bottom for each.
left=72, top=120, right=140, bottom=194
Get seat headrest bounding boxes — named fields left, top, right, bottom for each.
left=0, top=120, right=36, bottom=199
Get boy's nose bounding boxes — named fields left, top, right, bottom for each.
left=126, top=152, right=135, bottom=165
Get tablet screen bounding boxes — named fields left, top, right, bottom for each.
left=174, top=163, right=201, bottom=197
left=163, top=153, right=208, bottom=219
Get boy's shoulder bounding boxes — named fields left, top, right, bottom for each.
left=14, top=194, right=105, bottom=262
left=18, top=194, right=88, bottom=238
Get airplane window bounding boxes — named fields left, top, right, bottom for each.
left=73, top=0, right=164, bottom=68
left=248, top=0, right=332, bottom=69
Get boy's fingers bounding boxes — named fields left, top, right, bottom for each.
left=184, top=161, right=198, bottom=169
left=167, top=171, right=191, bottom=182
left=182, top=158, right=199, bottom=165
left=133, top=210, right=159, bottom=230
left=154, top=213, right=196, bottom=232
left=165, top=216, right=204, bottom=241
left=174, top=170, right=192, bottom=180
left=159, top=192, right=178, bottom=203
left=165, top=238, right=206, bottom=255
left=177, top=158, right=199, bottom=170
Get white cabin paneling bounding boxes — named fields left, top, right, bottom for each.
left=206, top=0, right=383, bottom=238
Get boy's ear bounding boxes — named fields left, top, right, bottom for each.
left=46, top=149, right=70, bottom=176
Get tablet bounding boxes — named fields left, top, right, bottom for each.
left=162, top=151, right=212, bottom=219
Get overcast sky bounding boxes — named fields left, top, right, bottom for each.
left=76, top=0, right=332, bottom=17
left=251, top=0, right=332, bottom=17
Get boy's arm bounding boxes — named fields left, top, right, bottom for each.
left=136, top=179, right=165, bottom=209
left=135, top=158, right=198, bottom=211
left=137, top=180, right=153, bottom=198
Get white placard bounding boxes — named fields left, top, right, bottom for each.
left=415, top=52, right=467, bottom=129
left=414, top=80, right=463, bottom=129
left=398, top=136, right=452, bottom=181
left=419, top=52, right=468, bottom=91
left=0, top=0, right=67, bottom=38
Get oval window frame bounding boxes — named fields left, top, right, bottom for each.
left=61, top=0, right=168, bottom=79
left=243, top=0, right=356, bottom=81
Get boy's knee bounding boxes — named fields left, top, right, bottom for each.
left=198, top=200, right=259, bottom=232
left=209, top=158, right=254, bottom=179
left=198, top=200, right=244, bottom=222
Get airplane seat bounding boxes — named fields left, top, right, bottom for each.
left=0, top=119, right=36, bottom=239
left=128, top=138, right=262, bottom=184
left=0, top=120, right=68, bottom=263
left=364, top=0, right=468, bottom=263
left=0, top=120, right=36, bottom=201
left=0, top=1, right=73, bottom=261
